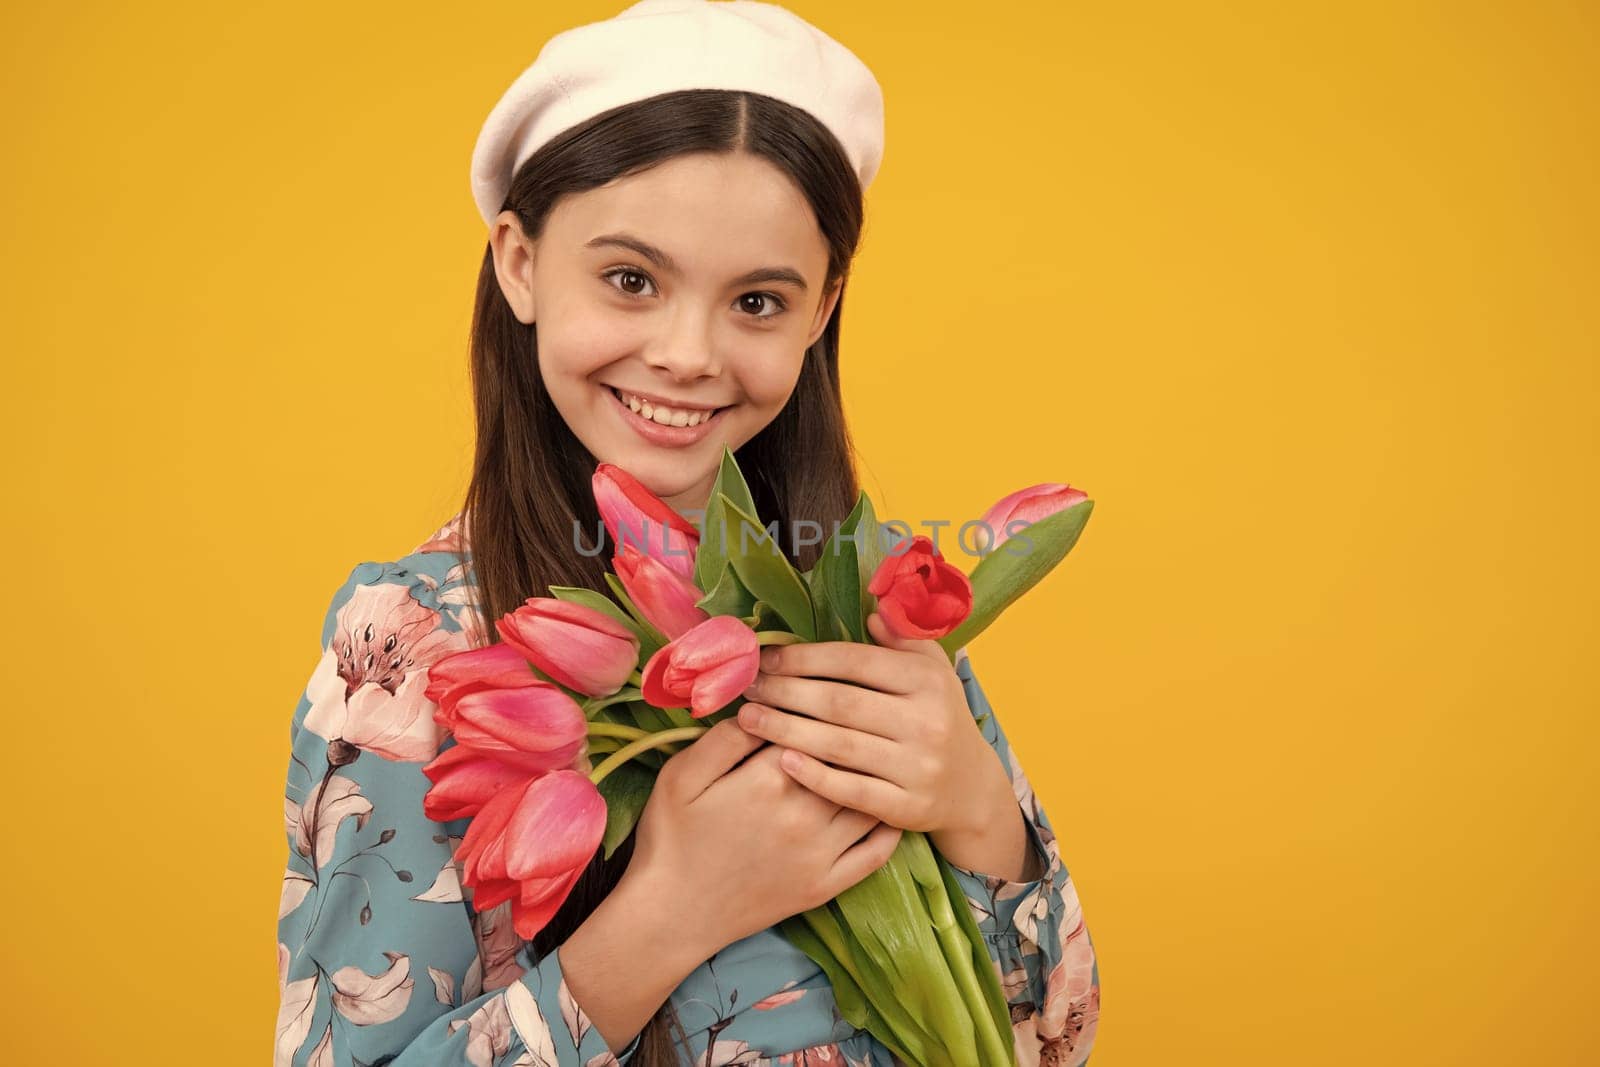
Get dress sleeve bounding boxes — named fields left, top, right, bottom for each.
left=939, top=648, right=1102, bottom=1066
left=276, top=562, right=644, bottom=1067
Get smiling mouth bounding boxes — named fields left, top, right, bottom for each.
left=606, top=385, right=731, bottom=427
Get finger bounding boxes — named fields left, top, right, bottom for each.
left=828, top=821, right=904, bottom=892
left=741, top=672, right=898, bottom=737
left=740, top=702, right=900, bottom=776
left=775, top=746, right=906, bottom=824
left=758, top=639, right=917, bottom=695
left=671, top=718, right=767, bottom=801
left=827, top=805, right=879, bottom=842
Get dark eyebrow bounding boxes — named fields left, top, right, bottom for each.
left=585, top=232, right=810, bottom=293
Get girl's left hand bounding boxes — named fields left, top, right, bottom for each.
left=736, top=611, right=1007, bottom=836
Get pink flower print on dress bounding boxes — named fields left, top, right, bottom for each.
left=750, top=979, right=806, bottom=1011
left=1031, top=885, right=1099, bottom=1067
left=414, top=508, right=472, bottom=556
left=329, top=951, right=414, bottom=1025
left=447, top=988, right=515, bottom=1067
left=777, top=1042, right=845, bottom=1064
left=303, top=581, right=469, bottom=762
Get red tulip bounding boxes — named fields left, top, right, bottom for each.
left=640, top=614, right=761, bottom=719
left=455, top=769, right=606, bottom=939
left=976, top=483, right=1088, bottom=555
left=420, top=743, right=537, bottom=821
left=448, top=684, right=588, bottom=774
left=495, top=597, right=640, bottom=697
left=593, top=462, right=700, bottom=579
left=613, top=542, right=710, bottom=639
left=424, top=644, right=541, bottom=730
left=866, top=534, right=974, bottom=641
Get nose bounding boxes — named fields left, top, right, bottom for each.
left=643, top=303, right=721, bottom=381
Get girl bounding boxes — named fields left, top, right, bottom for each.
left=275, top=2, right=1099, bottom=1064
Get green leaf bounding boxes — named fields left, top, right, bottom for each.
left=595, top=759, right=655, bottom=861
left=835, top=837, right=972, bottom=1062
left=693, top=447, right=760, bottom=593
left=718, top=493, right=815, bottom=641
left=855, top=510, right=895, bottom=637
left=778, top=909, right=929, bottom=1066
left=695, top=561, right=757, bottom=618
left=809, top=491, right=873, bottom=643
left=936, top=499, right=1094, bottom=656
left=751, top=598, right=791, bottom=634
left=546, top=585, right=636, bottom=634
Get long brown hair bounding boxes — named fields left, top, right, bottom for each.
left=451, top=89, right=867, bottom=1062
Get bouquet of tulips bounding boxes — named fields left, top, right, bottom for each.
left=419, top=447, right=1093, bottom=1067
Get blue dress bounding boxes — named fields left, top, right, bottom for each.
left=276, top=513, right=1100, bottom=1066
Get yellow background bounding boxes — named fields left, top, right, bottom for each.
left=3, top=1, right=1593, bottom=1063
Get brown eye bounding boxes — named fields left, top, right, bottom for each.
left=602, top=267, right=656, bottom=297
left=738, top=292, right=786, bottom=318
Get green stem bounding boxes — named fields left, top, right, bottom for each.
left=588, top=725, right=708, bottom=787
left=755, top=630, right=805, bottom=646
left=925, top=880, right=1011, bottom=1065
left=626, top=668, right=644, bottom=687
left=587, top=721, right=650, bottom=742
left=581, top=686, right=643, bottom=715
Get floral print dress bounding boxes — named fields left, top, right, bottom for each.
left=276, top=513, right=1100, bottom=1066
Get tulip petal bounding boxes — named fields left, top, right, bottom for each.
left=687, top=655, right=760, bottom=717
left=425, top=644, right=536, bottom=705
left=978, top=483, right=1088, bottom=553
left=495, top=598, right=639, bottom=697
left=614, top=544, right=710, bottom=639
left=510, top=865, right=587, bottom=939
left=637, top=615, right=759, bottom=715
left=421, top=743, right=536, bottom=821
left=866, top=535, right=973, bottom=640
left=450, top=686, right=588, bottom=772
left=501, top=770, right=607, bottom=881
left=593, top=463, right=701, bottom=580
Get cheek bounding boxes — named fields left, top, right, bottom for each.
left=732, top=345, right=807, bottom=412
left=536, top=302, right=642, bottom=380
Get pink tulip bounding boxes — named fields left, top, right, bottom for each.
left=448, top=684, right=588, bottom=774
left=495, top=597, right=640, bottom=697
left=640, top=614, right=761, bottom=719
left=455, top=769, right=606, bottom=939
left=593, top=462, right=701, bottom=579
left=613, top=542, right=710, bottom=639
left=424, top=644, right=540, bottom=730
left=867, top=534, right=974, bottom=641
left=977, top=483, right=1089, bottom=555
left=420, top=743, right=537, bottom=821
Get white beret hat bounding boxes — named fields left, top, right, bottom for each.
left=469, top=0, right=885, bottom=227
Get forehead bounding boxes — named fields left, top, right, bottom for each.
left=545, top=151, right=829, bottom=271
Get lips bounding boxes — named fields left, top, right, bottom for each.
left=605, top=384, right=730, bottom=447
left=608, top=386, right=728, bottom=419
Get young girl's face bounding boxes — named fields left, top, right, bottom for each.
left=492, top=150, right=844, bottom=516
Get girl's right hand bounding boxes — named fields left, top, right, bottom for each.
left=625, top=717, right=904, bottom=953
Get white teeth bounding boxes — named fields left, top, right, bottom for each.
left=615, top=389, right=718, bottom=428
